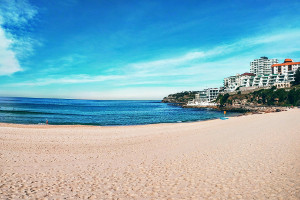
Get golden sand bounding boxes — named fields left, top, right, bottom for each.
left=0, top=109, right=300, bottom=199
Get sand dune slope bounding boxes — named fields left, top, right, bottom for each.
left=0, top=109, right=300, bottom=199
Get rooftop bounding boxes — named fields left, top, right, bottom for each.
left=272, top=58, right=300, bottom=67
left=241, top=72, right=255, bottom=76
left=284, top=58, right=293, bottom=63
left=260, top=56, right=268, bottom=59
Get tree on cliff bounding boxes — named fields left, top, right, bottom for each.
left=292, top=68, right=300, bottom=86
left=273, top=89, right=287, bottom=103
left=217, top=93, right=230, bottom=107
left=288, top=88, right=300, bottom=105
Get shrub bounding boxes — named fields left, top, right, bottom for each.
left=292, top=68, right=300, bottom=86
left=220, top=93, right=230, bottom=106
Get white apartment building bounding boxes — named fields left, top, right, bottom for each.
left=223, top=75, right=238, bottom=91
left=250, top=56, right=278, bottom=75
left=199, top=88, right=220, bottom=102
left=187, top=88, right=220, bottom=105
left=272, top=58, right=300, bottom=79
left=224, top=58, right=299, bottom=92
left=224, top=73, right=255, bottom=92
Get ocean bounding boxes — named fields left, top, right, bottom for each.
left=0, top=97, right=238, bottom=126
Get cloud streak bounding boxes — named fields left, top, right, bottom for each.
left=130, top=51, right=205, bottom=70
left=5, top=29, right=300, bottom=88
left=0, top=26, right=22, bottom=75
left=0, top=0, right=37, bottom=26
left=123, top=29, right=300, bottom=75
left=8, top=74, right=124, bottom=86
left=0, top=0, right=38, bottom=76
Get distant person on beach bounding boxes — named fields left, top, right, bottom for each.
left=46, top=119, right=48, bottom=125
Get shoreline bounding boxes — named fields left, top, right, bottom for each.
left=0, top=117, right=224, bottom=129
left=0, top=111, right=244, bottom=129
left=0, top=98, right=239, bottom=127
left=1, top=108, right=299, bottom=199
left=184, top=104, right=291, bottom=113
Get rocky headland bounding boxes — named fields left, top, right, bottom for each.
left=162, top=86, right=300, bottom=114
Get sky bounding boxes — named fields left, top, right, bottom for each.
left=0, top=0, right=300, bottom=100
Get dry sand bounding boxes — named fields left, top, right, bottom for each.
left=0, top=109, right=300, bottom=199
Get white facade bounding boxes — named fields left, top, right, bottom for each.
left=189, top=88, right=220, bottom=104
left=250, top=56, right=278, bottom=76
left=224, top=58, right=299, bottom=92
left=203, top=88, right=220, bottom=102
left=224, top=73, right=255, bottom=92
left=224, top=75, right=238, bottom=92
left=225, top=73, right=297, bottom=92
left=195, top=93, right=200, bottom=102
left=274, top=82, right=291, bottom=88
left=272, top=59, right=300, bottom=77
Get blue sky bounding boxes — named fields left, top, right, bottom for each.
left=0, top=0, right=300, bottom=100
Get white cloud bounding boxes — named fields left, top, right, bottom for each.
left=0, top=26, right=22, bottom=75
left=0, top=0, right=38, bottom=76
left=4, top=29, right=300, bottom=91
left=243, top=30, right=300, bottom=46
left=0, top=0, right=37, bottom=26
left=124, top=29, right=300, bottom=74
left=130, top=51, right=205, bottom=70
left=8, top=74, right=125, bottom=86
left=40, top=54, right=87, bottom=73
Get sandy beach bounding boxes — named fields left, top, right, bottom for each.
left=0, top=109, right=299, bottom=199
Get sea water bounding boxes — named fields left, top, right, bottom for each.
left=0, top=97, right=238, bottom=126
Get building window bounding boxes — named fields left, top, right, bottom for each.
left=278, top=66, right=281, bottom=73
left=288, top=65, right=292, bottom=71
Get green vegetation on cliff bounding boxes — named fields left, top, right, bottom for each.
left=162, top=91, right=199, bottom=104
left=292, top=68, right=300, bottom=86
left=217, top=85, right=300, bottom=107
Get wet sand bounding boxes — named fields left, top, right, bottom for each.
left=0, top=109, right=300, bottom=199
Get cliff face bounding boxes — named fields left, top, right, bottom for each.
left=161, top=96, right=179, bottom=103
left=161, top=91, right=199, bottom=104
left=217, top=86, right=300, bottom=111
